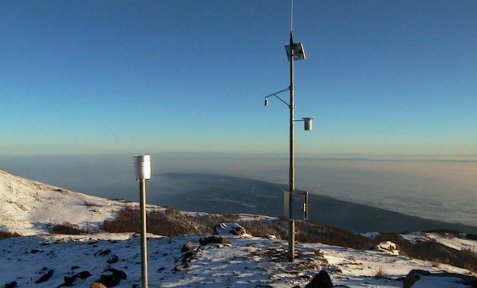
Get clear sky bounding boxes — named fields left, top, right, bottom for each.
left=1, top=0, right=476, bottom=156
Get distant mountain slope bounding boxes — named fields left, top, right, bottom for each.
left=153, top=173, right=477, bottom=234
left=0, top=169, right=130, bottom=235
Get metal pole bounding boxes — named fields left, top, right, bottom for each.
left=139, top=179, right=148, bottom=288
left=288, top=30, right=296, bottom=263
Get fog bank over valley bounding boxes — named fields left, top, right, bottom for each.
left=1, top=153, right=476, bottom=228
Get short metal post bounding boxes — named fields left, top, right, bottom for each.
left=139, top=179, right=148, bottom=288
left=288, top=219, right=295, bottom=262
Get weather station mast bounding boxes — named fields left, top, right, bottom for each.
left=263, top=0, right=313, bottom=262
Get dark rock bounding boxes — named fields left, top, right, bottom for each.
left=213, top=223, right=247, bottom=235
left=107, top=255, right=119, bottom=264
left=35, top=269, right=54, bottom=284
left=199, top=236, right=232, bottom=246
left=4, top=281, right=17, bottom=288
left=229, top=225, right=246, bottom=236
left=174, top=265, right=185, bottom=271
left=58, top=271, right=92, bottom=287
left=176, top=247, right=198, bottom=270
left=87, top=240, right=98, bottom=245
left=469, top=278, right=477, bottom=288
left=403, top=269, right=477, bottom=288
left=73, top=271, right=91, bottom=279
left=305, top=270, right=333, bottom=288
left=182, top=251, right=196, bottom=263
left=403, top=269, right=429, bottom=288
left=181, top=241, right=194, bottom=253
left=97, top=268, right=127, bottom=287
left=95, top=249, right=111, bottom=256
left=71, top=266, right=80, bottom=270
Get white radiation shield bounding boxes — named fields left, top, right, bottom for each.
left=134, top=155, right=151, bottom=180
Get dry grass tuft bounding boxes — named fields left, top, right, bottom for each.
left=50, top=222, right=88, bottom=235
left=0, top=231, right=21, bottom=239
left=102, top=207, right=240, bottom=236
left=374, top=266, right=385, bottom=278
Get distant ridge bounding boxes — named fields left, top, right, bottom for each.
left=154, top=173, right=477, bottom=234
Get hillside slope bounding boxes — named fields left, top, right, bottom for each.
left=0, top=169, right=130, bottom=235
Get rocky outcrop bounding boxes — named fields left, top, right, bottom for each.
left=305, top=270, right=333, bottom=288
left=181, top=241, right=194, bottom=253
left=35, top=268, right=54, bottom=284
left=214, top=223, right=247, bottom=236
left=4, top=281, right=17, bottom=288
left=94, top=249, right=111, bottom=256
left=96, top=268, right=127, bottom=287
left=199, top=236, right=232, bottom=246
left=57, top=271, right=92, bottom=287
left=174, top=236, right=234, bottom=272
left=107, top=255, right=119, bottom=264
left=403, top=269, right=477, bottom=288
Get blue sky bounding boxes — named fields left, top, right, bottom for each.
left=1, top=0, right=476, bottom=156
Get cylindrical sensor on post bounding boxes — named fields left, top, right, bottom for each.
left=303, top=117, right=313, bottom=131
left=134, top=155, right=151, bottom=180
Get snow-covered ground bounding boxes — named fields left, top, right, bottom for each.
left=0, top=169, right=133, bottom=235
left=1, top=232, right=475, bottom=288
left=1, top=168, right=476, bottom=287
